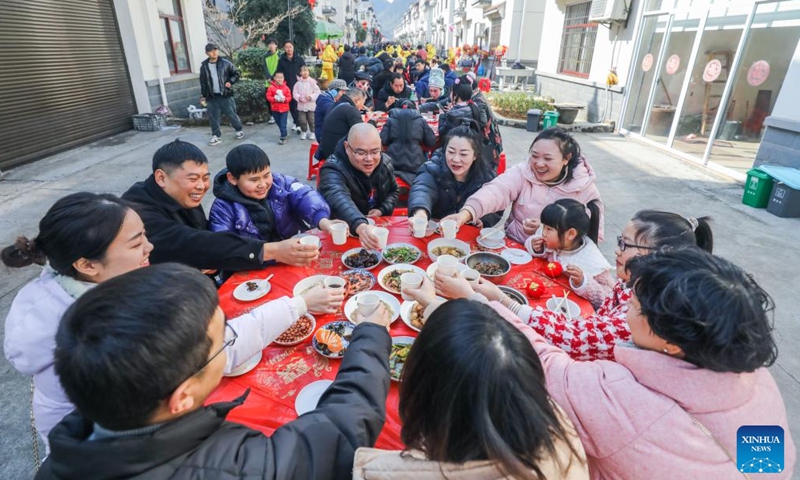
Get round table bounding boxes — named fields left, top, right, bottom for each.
left=206, top=216, right=594, bottom=449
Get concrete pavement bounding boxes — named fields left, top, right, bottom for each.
left=1, top=122, right=798, bottom=478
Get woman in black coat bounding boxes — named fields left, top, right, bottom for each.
left=408, top=125, right=501, bottom=227
left=337, top=46, right=356, bottom=85
left=379, top=101, right=436, bottom=184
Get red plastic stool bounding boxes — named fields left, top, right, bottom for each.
left=396, top=177, right=411, bottom=207
left=308, top=142, right=322, bottom=180
left=478, top=78, right=491, bottom=93
left=497, top=152, right=506, bottom=174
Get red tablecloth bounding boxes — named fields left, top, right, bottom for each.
left=206, top=217, right=594, bottom=449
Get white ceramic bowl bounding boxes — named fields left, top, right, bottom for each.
left=546, top=297, right=581, bottom=318
left=427, top=238, right=471, bottom=262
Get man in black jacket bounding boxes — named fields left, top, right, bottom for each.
left=337, top=45, right=356, bottom=85
left=319, top=124, right=398, bottom=249
left=317, top=88, right=367, bottom=160
left=121, top=139, right=319, bottom=272
left=199, top=43, right=244, bottom=146
left=376, top=73, right=413, bottom=112
left=276, top=40, right=306, bottom=133
left=36, top=264, right=392, bottom=480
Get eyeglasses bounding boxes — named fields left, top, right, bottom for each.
left=347, top=144, right=382, bottom=159
left=188, top=322, right=238, bottom=379
left=617, top=235, right=656, bottom=252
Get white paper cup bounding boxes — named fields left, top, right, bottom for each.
left=299, top=235, right=321, bottom=248
left=400, top=272, right=423, bottom=301
left=330, top=223, right=348, bottom=245
left=357, top=293, right=380, bottom=316
left=441, top=219, right=457, bottom=239
left=372, top=227, right=389, bottom=249
left=462, top=268, right=480, bottom=287
left=411, top=217, right=427, bottom=238
left=323, top=276, right=346, bottom=290
left=436, top=254, right=459, bottom=277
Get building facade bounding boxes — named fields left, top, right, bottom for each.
left=537, top=0, right=800, bottom=178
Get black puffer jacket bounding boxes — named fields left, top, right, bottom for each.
left=276, top=53, right=306, bottom=90
left=437, top=102, right=485, bottom=138
left=371, top=69, right=394, bottom=101
left=375, top=83, right=413, bottom=112
left=338, top=51, right=356, bottom=84
left=319, top=138, right=399, bottom=234
left=35, top=323, right=391, bottom=480
left=379, top=108, right=436, bottom=184
left=318, top=96, right=364, bottom=160
left=408, top=149, right=501, bottom=226
left=199, top=58, right=240, bottom=98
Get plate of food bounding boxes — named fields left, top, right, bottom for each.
left=465, top=252, right=511, bottom=284
left=382, top=243, right=422, bottom=264
left=400, top=297, right=445, bottom=331
left=377, top=264, right=427, bottom=294
left=342, top=248, right=382, bottom=270
left=340, top=269, right=376, bottom=296
left=273, top=314, right=316, bottom=346
left=344, top=291, right=401, bottom=323
left=389, top=336, right=415, bottom=382
left=425, top=262, right=468, bottom=281
left=292, top=275, right=329, bottom=297
left=223, top=350, right=262, bottom=377
left=312, top=321, right=356, bottom=359
left=295, top=379, right=333, bottom=415
left=427, top=238, right=471, bottom=262
left=233, top=280, right=272, bottom=301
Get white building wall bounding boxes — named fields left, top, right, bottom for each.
left=770, top=40, right=800, bottom=122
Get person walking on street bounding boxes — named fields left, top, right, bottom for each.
left=199, top=43, right=244, bottom=146
left=277, top=40, right=306, bottom=135
left=263, top=38, right=281, bottom=124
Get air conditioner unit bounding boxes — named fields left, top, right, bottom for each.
left=588, top=0, right=629, bottom=24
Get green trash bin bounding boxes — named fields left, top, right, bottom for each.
left=742, top=168, right=774, bottom=208
left=542, top=111, right=560, bottom=129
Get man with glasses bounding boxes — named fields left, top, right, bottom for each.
left=319, top=124, right=399, bottom=249
left=36, top=263, right=392, bottom=480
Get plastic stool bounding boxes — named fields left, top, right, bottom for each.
left=308, top=142, right=322, bottom=180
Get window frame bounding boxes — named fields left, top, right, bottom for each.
left=159, top=0, right=191, bottom=74
left=557, top=1, right=598, bottom=79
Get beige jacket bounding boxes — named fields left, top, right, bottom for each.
left=353, top=416, right=588, bottom=480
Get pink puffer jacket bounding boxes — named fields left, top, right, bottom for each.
left=463, top=156, right=604, bottom=243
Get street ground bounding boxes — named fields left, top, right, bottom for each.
left=1, top=122, right=798, bottom=478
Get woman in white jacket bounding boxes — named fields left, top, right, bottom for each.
left=2, top=192, right=342, bottom=452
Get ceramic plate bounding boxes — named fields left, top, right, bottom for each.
left=344, top=291, right=401, bottom=323
left=223, top=350, right=262, bottom=377
left=377, top=264, right=427, bottom=294
left=340, top=269, right=377, bottom=296
left=425, top=262, right=468, bottom=281
left=501, top=248, right=533, bottom=265
left=400, top=297, right=445, bottom=332
left=476, top=236, right=505, bottom=249
left=233, top=280, right=272, bottom=301
left=341, top=247, right=382, bottom=270
left=312, top=321, right=355, bottom=358
left=292, top=275, right=329, bottom=298
left=389, top=336, right=415, bottom=382
left=427, top=238, right=471, bottom=262
left=295, top=380, right=334, bottom=415
left=381, top=243, right=422, bottom=264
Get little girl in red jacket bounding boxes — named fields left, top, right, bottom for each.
left=266, top=71, right=292, bottom=144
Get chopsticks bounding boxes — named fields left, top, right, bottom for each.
left=556, top=291, right=572, bottom=320
left=477, top=227, right=502, bottom=242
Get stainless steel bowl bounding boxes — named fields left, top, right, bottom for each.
left=464, top=252, right=511, bottom=284
left=498, top=286, right=529, bottom=306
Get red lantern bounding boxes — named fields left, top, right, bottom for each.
left=526, top=281, right=547, bottom=299
left=545, top=261, right=564, bottom=278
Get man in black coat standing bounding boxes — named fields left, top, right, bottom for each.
left=276, top=40, right=306, bottom=133
left=375, top=73, right=413, bottom=112
left=318, top=124, right=398, bottom=249
left=337, top=45, right=356, bottom=85
left=36, top=264, right=392, bottom=480
left=317, top=89, right=368, bottom=160
left=199, top=43, right=243, bottom=146
left=121, top=140, right=319, bottom=272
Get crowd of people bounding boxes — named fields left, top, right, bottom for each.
left=1, top=38, right=796, bottom=480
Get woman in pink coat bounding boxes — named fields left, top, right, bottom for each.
left=513, top=248, right=795, bottom=479
left=446, top=128, right=604, bottom=243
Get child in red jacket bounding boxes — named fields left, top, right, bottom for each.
left=266, top=72, right=292, bottom=144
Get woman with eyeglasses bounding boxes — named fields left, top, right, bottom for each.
left=2, top=193, right=341, bottom=452
left=434, top=210, right=713, bottom=362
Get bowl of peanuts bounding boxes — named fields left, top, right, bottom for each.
left=274, top=314, right=317, bottom=346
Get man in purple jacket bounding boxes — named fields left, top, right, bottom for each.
left=209, top=144, right=341, bottom=243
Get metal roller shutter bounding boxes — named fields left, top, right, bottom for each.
left=0, top=0, right=136, bottom=170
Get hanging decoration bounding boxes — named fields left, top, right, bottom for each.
left=747, top=60, right=770, bottom=87
left=703, top=59, right=722, bottom=83
left=641, top=53, right=654, bottom=72
left=665, top=54, right=680, bottom=75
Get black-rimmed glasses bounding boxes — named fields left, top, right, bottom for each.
left=189, top=322, right=237, bottom=378
left=617, top=235, right=657, bottom=252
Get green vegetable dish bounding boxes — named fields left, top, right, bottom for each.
left=389, top=343, right=412, bottom=381
left=383, top=246, right=420, bottom=263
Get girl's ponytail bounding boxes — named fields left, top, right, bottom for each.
left=1, top=235, right=47, bottom=269
left=693, top=216, right=714, bottom=253
left=586, top=200, right=601, bottom=245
